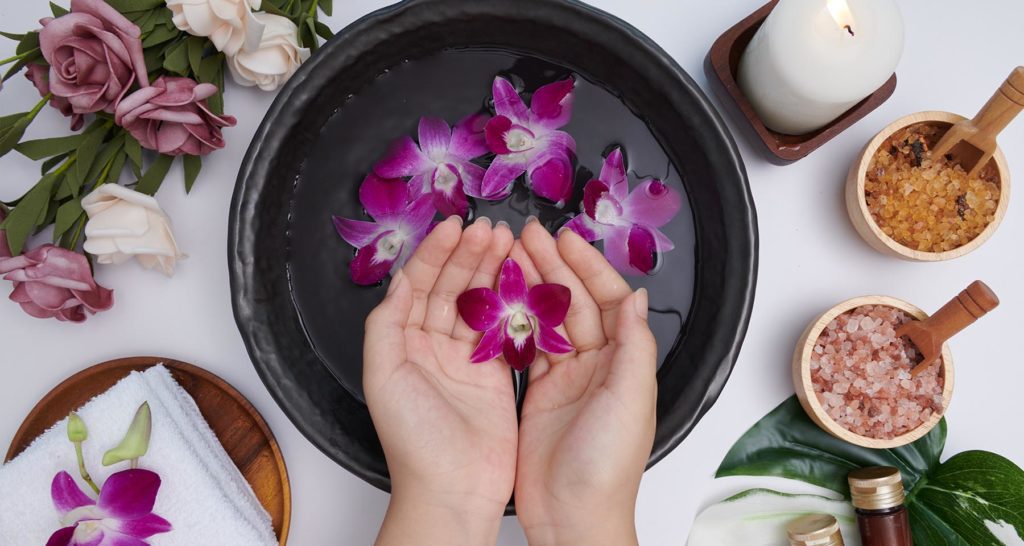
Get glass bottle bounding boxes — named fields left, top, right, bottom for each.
left=848, top=466, right=913, bottom=546
left=787, top=513, right=845, bottom=546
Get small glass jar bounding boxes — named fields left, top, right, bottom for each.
left=848, top=466, right=913, bottom=546
left=787, top=513, right=845, bottom=546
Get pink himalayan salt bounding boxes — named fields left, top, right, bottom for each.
left=810, top=305, right=944, bottom=440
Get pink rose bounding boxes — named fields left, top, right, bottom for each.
left=38, top=0, right=148, bottom=115
left=25, top=64, right=85, bottom=131
left=115, top=76, right=237, bottom=156
left=0, top=211, right=114, bottom=323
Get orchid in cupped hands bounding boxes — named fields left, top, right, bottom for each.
left=564, top=147, right=681, bottom=275
left=46, top=470, right=171, bottom=546
left=374, top=114, right=490, bottom=218
left=457, top=258, right=573, bottom=371
left=333, top=174, right=435, bottom=286
left=481, top=77, right=577, bottom=206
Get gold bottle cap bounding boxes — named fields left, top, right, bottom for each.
left=787, top=514, right=845, bottom=546
left=848, top=466, right=906, bottom=510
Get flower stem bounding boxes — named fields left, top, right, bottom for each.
left=66, top=214, right=87, bottom=251
left=23, top=93, right=51, bottom=126
left=307, top=0, right=319, bottom=17
left=74, top=442, right=101, bottom=496
left=0, top=48, right=39, bottom=66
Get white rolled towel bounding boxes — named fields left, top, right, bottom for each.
left=0, top=365, right=278, bottom=546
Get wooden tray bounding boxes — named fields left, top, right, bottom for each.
left=704, top=0, right=897, bottom=164
left=5, top=356, right=291, bottom=545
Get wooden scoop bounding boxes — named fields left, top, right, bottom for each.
left=897, top=281, right=999, bottom=377
left=932, top=67, right=1024, bottom=177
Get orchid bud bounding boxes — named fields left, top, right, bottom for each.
left=102, top=402, right=152, bottom=466
left=66, top=412, right=87, bottom=443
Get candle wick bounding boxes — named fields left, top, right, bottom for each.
left=844, top=24, right=855, bottom=37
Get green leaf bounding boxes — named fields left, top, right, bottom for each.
left=41, top=153, right=69, bottom=175
left=318, top=0, right=332, bottom=16
left=53, top=199, right=83, bottom=239
left=2, top=49, right=43, bottom=82
left=716, top=396, right=1024, bottom=545
left=49, top=2, right=69, bottom=17
left=197, top=54, right=225, bottom=115
left=314, top=20, right=333, bottom=41
left=717, top=396, right=944, bottom=496
left=105, top=0, right=166, bottom=12
left=0, top=114, right=34, bottom=159
left=16, top=31, right=39, bottom=55
left=125, top=134, right=143, bottom=169
left=74, top=125, right=107, bottom=188
left=0, top=112, right=25, bottom=132
left=299, top=16, right=316, bottom=51
left=16, top=134, right=85, bottom=161
left=689, top=489, right=858, bottom=546
left=104, top=152, right=127, bottom=186
left=909, top=451, right=1024, bottom=544
left=0, top=173, right=59, bottom=255
left=162, top=39, right=190, bottom=75
left=182, top=154, right=201, bottom=193
left=260, top=1, right=286, bottom=16
left=0, top=31, right=26, bottom=41
left=81, top=135, right=125, bottom=193
left=186, top=36, right=206, bottom=75
left=141, top=24, right=179, bottom=48
left=135, top=153, right=174, bottom=195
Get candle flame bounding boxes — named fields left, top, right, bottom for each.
left=826, top=0, right=856, bottom=36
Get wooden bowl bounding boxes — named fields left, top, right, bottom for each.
left=846, top=112, right=1011, bottom=261
left=5, top=357, right=291, bottom=545
left=792, top=296, right=955, bottom=449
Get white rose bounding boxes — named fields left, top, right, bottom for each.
left=166, top=0, right=266, bottom=56
left=226, top=13, right=310, bottom=92
left=81, top=185, right=186, bottom=277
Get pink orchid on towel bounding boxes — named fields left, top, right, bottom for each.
left=564, top=147, right=681, bottom=275
left=46, top=470, right=171, bottom=546
left=480, top=77, right=577, bottom=206
left=374, top=114, right=490, bottom=218
left=456, top=258, right=573, bottom=371
left=333, top=173, right=435, bottom=286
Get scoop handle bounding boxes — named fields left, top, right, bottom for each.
left=919, top=281, right=1000, bottom=344
left=970, top=66, right=1024, bottom=145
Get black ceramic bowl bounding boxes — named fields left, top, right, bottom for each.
left=230, top=0, right=757, bottom=510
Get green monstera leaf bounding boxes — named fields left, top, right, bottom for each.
left=716, top=396, right=1024, bottom=546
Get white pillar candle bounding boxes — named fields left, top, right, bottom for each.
left=738, top=0, right=904, bottom=135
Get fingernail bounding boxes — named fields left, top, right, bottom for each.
left=526, top=215, right=539, bottom=224
left=475, top=216, right=492, bottom=226
left=556, top=226, right=570, bottom=237
left=449, top=215, right=464, bottom=226
left=387, top=270, right=404, bottom=295
left=496, top=220, right=510, bottom=229
left=634, top=288, right=648, bottom=320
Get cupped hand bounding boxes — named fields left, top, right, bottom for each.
left=363, top=216, right=518, bottom=545
left=513, top=220, right=658, bottom=546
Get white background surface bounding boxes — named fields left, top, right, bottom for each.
left=2, top=0, right=1022, bottom=544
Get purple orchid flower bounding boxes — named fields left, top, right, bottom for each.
left=456, top=258, right=573, bottom=371
left=564, top=147, right=681, bottom=276
left=479, top=77, right=577, bottom=206
left=374, top=114, right=490, bottom=218
left=46, top=470, right=171, bottom=546
left=333, top=173, right=435, bottom=286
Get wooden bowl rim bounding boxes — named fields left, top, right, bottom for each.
left=848, top=111, right=1011, bottom=262
left=4, top=357, right=291, bottom=545
left=793, top=296, right=955, bottom=449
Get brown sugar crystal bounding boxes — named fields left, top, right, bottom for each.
left=810, top=305, right=944, bottom=440
left=865, top=122, right=1001, bottom=252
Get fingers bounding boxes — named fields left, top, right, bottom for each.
left=363, top=270, right=413, bottom=392
left=402, top=216, right=463, bottom=329
left=452, top=221, right=515, bottom=342
left=424, top=217, right=494, bottom=336
left=511, top=238, right=574, bottom=380
left=521, top=220, right=606, bottom=352
left=557, top=228, right=633, bottom=340
left=606, top=288, right=658, bottom=402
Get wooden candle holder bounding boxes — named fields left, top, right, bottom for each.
left=704, top=0, right=898, bottom=164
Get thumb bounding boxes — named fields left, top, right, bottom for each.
left=363, top=269, right=412, bottom=390
left=606, top=288, right=658, bottom=399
